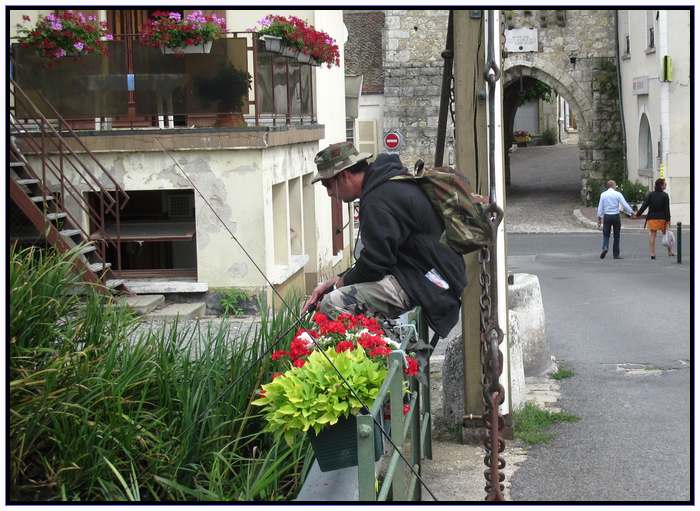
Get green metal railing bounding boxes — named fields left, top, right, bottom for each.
left=356, top=312, right=432, bottom=501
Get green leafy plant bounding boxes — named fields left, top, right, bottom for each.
left=252, top=346, right=387, bottom=445
left=196, top=63, right=251, bottom=113
left=513, top=402, right=580, bottom=445
left=251, top=312, right=418, bottom=445
left=517, top=79, right=553, bottom=106
left=218, top=287, right=249, bottom=316
left=9, top=245, right=312, bottom=501
left=541, top=127, right=557, bottom=146
left=551, top=367, right=575, bottom=380
left=618, top=179, right=649, bottom=205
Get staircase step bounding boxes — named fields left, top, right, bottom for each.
left=30, top=195, right=54, bottom=203
left=118, top=294, right=165, bottom=315
left=145, top=302, right=205, bottom=320
left=46, top=212, right=67, bottom=220
left=15, top=178, right=39, bottom=185
left=105, top=279, right=125, bottom=289
left=59, top=229, right=81, bottom=238
left=79, top=245, right=97, bottom=256
left=88, top=262, right=111, bottom=273
left=10, top=161, right=25, bottom=167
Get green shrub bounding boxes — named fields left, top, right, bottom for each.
left=218, top=287, right=249, bottom=316
left=9, top=245, right=312, bottom=501
left=541, top=127, right=557, bottom=146
left=618, top=179, right=649, bottom=205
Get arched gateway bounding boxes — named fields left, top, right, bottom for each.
left=378, top=9, right=623, bottom=203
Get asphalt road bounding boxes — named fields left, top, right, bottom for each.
left=507, top=232, right=692, bottom=502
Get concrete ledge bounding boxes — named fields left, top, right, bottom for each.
left=125, top=280, right=208, bottom=294
left=118, top=294, right=164, bottom=315
left=295, top=460, right=358, bottom=502
left=145, top=302, right=205, bottom=320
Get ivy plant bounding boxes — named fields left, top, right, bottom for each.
left=251, top=346, right=387, bottom=445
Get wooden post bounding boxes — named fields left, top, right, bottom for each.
left=453, top=10, right=488, bottom=433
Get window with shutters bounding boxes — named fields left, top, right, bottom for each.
left=619, top=10, right=630, bottom=58
left=346, top=118, right=355, bottom=144
left=645, top=10, right=656, bottom=51
left=356, top=120, right=377, bottom=159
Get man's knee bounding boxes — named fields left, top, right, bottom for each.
left=319, top=287, right=363, bottom=317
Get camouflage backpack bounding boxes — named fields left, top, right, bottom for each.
left=390, top=162, right=492, bottom=254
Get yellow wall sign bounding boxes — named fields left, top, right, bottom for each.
left=659, top=163, right=665, bottom=179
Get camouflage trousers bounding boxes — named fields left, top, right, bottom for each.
left=318, top=274, right=414, bottom=320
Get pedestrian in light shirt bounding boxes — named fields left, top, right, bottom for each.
left=596, top=180, right=635, bottom=259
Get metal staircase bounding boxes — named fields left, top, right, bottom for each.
left=9, top=78, right=130, bottom=293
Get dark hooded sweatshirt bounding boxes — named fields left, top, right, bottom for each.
left=341, top=153, right=467, bottom=337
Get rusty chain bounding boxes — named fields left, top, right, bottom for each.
left=478, top=203, right=505, bottom=501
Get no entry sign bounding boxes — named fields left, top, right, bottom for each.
left=383, top=130, right=403, bottom=152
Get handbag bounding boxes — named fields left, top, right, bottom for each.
left=662, top=229, right=675, bottom=251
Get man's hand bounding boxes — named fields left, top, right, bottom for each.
left=597, top=218, right=602, bottom=229
left=471, top=193, right=488, bottom=205
left=301, top=276, right=341, bottom=314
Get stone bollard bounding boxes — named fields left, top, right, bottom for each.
left=441, top=273, right=549, bottom=433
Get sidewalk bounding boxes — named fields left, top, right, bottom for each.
left=575, top=207, right=652, bottom=232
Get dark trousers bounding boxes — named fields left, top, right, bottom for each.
left=602, top=213, right=621, bottom=257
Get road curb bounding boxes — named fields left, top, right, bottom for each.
left=572, top=209, right=652, bottom=232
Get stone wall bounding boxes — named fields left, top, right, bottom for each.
left=383, top=9, right=453, bottom=169
left=381, top=9, right=623, bottom=200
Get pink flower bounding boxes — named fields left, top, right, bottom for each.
left=54, top=48, right=66, bottom=58
left=104, top=34, right=114, bottom=41
left=73, top=42, right=84, bottom=51
left=22, top=15, right=31, bottom=22
left=168, top=12, right=182, bottom=21
left=50, top=20, right=63, bottom=31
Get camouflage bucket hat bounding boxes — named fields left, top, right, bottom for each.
left=311, top=142, right=372, bottom=183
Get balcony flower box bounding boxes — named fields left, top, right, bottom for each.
left=161, top=40, right=213, bottom=54
left=15, top=11, right=113, bottom=64
left=260, top=34, right=283, bottom=53
left=252, top=14, right=340, bottom=68
left=140, top=10, right=225, bottom=54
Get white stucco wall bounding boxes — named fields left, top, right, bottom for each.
left=24, top=142, right=319, bottom=289
left=358, top=93, right=385, bottom=155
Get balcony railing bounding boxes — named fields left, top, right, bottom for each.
left=11, top=32, right=316, bottom=130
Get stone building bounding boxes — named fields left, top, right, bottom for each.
left=346, top=9, right=627, bottom=201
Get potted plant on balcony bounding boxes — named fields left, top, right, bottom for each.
left=15, top=11, right=113, bottom=65
left=195, top=63, right=251, bottom=127
left=513, top=129, right=532, bottom=147
left=139, top=10, right=225, bottom=54
left=251, top=312, right=419, bottom=472
left=252, top=15, right=340, bottom=68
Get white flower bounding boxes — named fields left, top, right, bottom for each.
left=297, top=331, right=315, bottom=346
left=385, top=338, right=401, bottom=349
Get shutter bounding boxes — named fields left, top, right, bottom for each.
left=356, top=119, right=377, bottom=159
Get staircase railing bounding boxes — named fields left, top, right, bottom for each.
left=10, top=77, right=129, bottom=271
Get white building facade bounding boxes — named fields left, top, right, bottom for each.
left=617, top=9, right=691, bottom=224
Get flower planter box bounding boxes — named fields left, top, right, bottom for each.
left=161, top=40, right=213, bottom=55
left=260, top=35, right=283, bottom=53
left=281, top=45, right=301, bottom=59
left=308, top=414, right=383, bottom=472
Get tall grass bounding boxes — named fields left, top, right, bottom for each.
left=9, top=245, right=312, bottom=501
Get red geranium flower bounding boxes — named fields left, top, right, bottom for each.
left=271, top=350, right=288, bottom=361
left=335, top=341, right=355, bottom=353
left=404, top=356, right=419, bottom=377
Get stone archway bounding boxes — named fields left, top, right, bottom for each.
left=502, top=64, right=592, bottom=194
